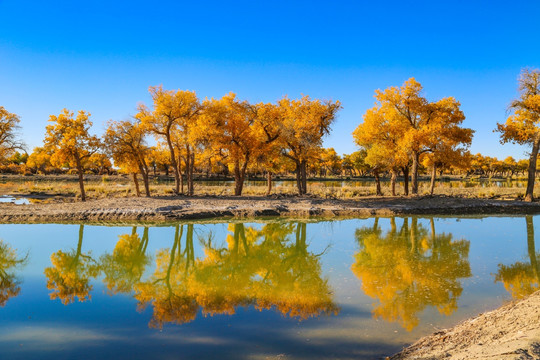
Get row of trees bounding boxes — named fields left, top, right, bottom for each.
left=4, top=89, right=340, bottom=201
left=1, top=68, right=540, bottom=201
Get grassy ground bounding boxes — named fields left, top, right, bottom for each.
left=0, top=174, right=534, bottom=202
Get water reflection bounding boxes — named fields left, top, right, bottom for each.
left=351, top=217, right=471, bottom=331
left=135, top=222, right=339, bottom=328
left=42, top=222, right=339, bottom=328
left=100, top=227, right=151, bottom=295
left=44, top=225, right=100, bottom=304
left=495, top=215, right=540, bottom=299
left=135, top=224, right=199, bottom=327
left=0, top=240, right=27, bottom=306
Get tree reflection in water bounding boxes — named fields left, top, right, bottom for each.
left=100, top=226, right=151, bottom=295
left=495, top=215, right=540, bottom=299
left=352, top=217, right=471, bottom=331
left=44, top=225, right=100, bottom=304
left=134, top=224, right=199, bottom=328
left=134, top=222, right=338, bottom=328
left=0, top=240, right=27, bottom=306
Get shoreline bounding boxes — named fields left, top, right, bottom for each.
left=2, top=195, right=540, bottom=223
left=388, top=291, right=540, bottom=359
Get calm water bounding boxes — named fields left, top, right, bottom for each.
left=0, top=216, right=538, bottom=359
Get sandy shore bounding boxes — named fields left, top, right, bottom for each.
left=2, top=195, right=540, bottom=223
left=389, top=290, right=540, bottom=359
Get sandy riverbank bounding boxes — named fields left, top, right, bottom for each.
left=388, top=290, right=540, bottom=359
left=1, top=195, right=540, bottom=223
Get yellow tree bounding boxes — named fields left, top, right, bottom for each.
left=503, top=156, right=518, bottom=177
left=0, top=106, right=25, bottom=163
left=26, top=146, right=53, bottom=174
left=105, top=119, right=152, bottom=196
left=277, top=96, right=341, bottom=195
left=200, top=93, right=263, bottom=196
left=497, top=69, right=540, bottom=201
left=318, top=148, right=342, bottom=177
left=172, top=95, right=203, bottom=196
left=353, top=104, right=410, bottom=196
left=251, top=102, right=283, bottom=195
left=360, top=79, right=472, bottom=195
left=87, top=153, right=112, bottom=175
left=422, top=147, right=471, bottom=195
left=43, top=109, right=101, bottom=201
left=137, top=86, right=201, bottom=195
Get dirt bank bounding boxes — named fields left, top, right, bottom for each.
left=1, top=195, right=540, bottom=223
left=389, top=291, right=540, bottom=360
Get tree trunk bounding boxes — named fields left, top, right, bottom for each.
left=138, top=162, right=151, bottom=197
left=233, top=158, right=249, bottom=196
left=525, top=136, right=540, bottom=202
left=295, top=160, right=302, bottom=195
left=429, top=164, right=437, bottom=195
left=75, top=155, right=86, bottom=202
left=411, top=151, right=420, bottom=195
left=300, top=160, right=307, bottom=195
left=187, top=152, right=195, bottom=196
left=165, top=135, right=180, bottom=194
left=266, top=171, right=272, bottom=196
left=390, top=169, right=397, bottom=196
left=374, top=170, right=382, bottom=196
left=132, top=173, right=141, bottom=197
left=178, top=155, right=184, bottom=195
left=402, top=166, right=409, bottom=196
left=142, top=171, right=150, bottom=197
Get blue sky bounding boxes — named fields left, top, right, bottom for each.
left=1, top=0, right=539, bottom=159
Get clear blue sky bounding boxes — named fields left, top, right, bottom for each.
left=1, top=0, right=539, bottom=160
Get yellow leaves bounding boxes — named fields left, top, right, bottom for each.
left=43, top=109, right=101, bottom=169
left=104, top=119, right=149, bottom=171
left=354, top=78, right=473, bottom=181
left=278, top=95, right=341, bottom=162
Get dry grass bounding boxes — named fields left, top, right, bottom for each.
left=0, top=175, right=533, bottom=202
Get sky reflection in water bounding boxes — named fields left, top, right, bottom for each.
left=0, top=216, right=538, bottom=359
